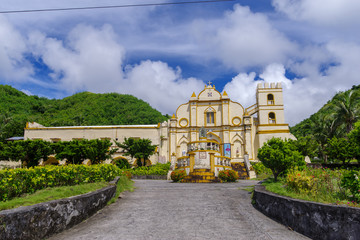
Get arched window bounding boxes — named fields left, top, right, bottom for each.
left=268, top=112, right=276, bottom=124
left=267, top=94, right=274, bottom=105
left=204, top=107, right=216, bottom=126
left=207, top=112, right=214, bottom=124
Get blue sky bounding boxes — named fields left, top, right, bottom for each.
left=1, top=0, right=360, bottom=126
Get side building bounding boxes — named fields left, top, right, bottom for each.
left=24, top=82, right=295, bottom=174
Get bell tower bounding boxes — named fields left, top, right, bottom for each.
left=255, top=82, right=292, bottom=153
left=256, top=82, right=285, bottom=125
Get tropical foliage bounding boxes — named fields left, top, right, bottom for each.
left=112, top=158, right=131, bottom=169
left=0, top=164, right=124, bottom=202
left=115, top=138, right=157, bottom=167
left=0, top=139, right=116, bottom=166
left=291, top=85, right=360, bottom=162
left=0, top=85, right=169, bottom=141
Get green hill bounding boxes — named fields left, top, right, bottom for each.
left=0, top=85, right=169, bottom=140
left=290, top=84, right=360, bottom=139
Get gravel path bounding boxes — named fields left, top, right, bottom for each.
left=49, top=180, right=309, bottom=240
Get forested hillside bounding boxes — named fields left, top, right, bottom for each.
left=290, top=84, right=360, bottom=161
left=0, top=85, right=169, bottom=140
left=291, top=84, right=360, bottom=138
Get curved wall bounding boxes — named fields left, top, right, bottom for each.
left=253, top=185, right=360, bottom=240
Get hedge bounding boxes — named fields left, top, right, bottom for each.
left=129, top=162, right=170, bottom=176
left=0, top=164, right=124, bottom=202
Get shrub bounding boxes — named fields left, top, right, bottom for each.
left=285, top=167, right=346, bottom=203
left=170, top=170, right=187, bottom=182
left=113, top=158, right=131, bottom=169
left=286, top=169, right=317, bottom=194
left=252, top=162, right=272, bottom=178
left=0, top=164, right=123, bottom=202
left=218, top=169, right=239, bottom=182
left=130, top=162, right=170, bottom=176
left=120, top=170, right=132, bottom=180
left=341, top=169, right=360, bottom=202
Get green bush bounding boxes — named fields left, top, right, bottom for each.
left=113, top=158, right=131, bottom=169
left=129, top=162, right=170, bottom=176
left=170, top=170, right=187, bottom=182
left=0, top=164, right=123, bottom=202
left=218, top=169, right=239, bottom=182
left=341, top=169, right=360, bottom=202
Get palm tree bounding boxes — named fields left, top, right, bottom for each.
left=310, top=114, right=338, bottom=162
left=332, top=90, right=360, bottom=133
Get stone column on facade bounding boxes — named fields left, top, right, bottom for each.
left=189, top=153, right=195, bottom=173
left=170, top=153, right=177, bottom=170
left=209, top=152, right=215, bottom=173
left=243, top=116, right=253, bottom=160
left=169, top=115, right=177, bottom=160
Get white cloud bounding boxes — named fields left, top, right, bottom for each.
left=27, top=24, right=204, bottom=114
left=192, top=4, right=297, bottom=70
left=223, top=72, right=258, bottom=108
left=28, top=24, right=125, bottom=93
left=272, top=0, right=360, bottom=27
left=21, top=89, right=33, bottom=95
left=124, top=61, right=204, bottom=114
left=0, top=16, right=33, bottom=81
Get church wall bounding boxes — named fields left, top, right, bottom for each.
left=24, top=125, right=162, bottom=164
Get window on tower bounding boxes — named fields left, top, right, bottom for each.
left=268, top=112, right=276, bottom=124
left=267, top=94, right=274, bottom=105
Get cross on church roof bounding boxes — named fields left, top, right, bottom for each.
left=207, top=81, right=212, bottom=86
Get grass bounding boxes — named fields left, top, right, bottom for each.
left=239, top=185, right=255, bottom=192
left=108, top=176, right=134, bottom=205
left=0, top=181, right=109, bottom=211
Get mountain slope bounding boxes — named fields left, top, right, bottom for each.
left=290, top=84, right=360, bottom=138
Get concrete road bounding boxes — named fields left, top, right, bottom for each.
left=49, top=180, right=309, bottom=240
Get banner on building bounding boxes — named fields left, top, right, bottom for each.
left=224, top=143, right=231, bottom=158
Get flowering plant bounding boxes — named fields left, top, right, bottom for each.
left=218, top=169, right=239, bottom=182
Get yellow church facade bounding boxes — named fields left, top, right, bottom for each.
left=24, top=82, right=294, bottom=178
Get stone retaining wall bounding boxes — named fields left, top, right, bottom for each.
left=253, top=185, right=360, bottom=240
left=0, top=177, right=120, bottom=240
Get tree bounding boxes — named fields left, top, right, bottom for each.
left=310, top=114, right=338, bottom=162
left=257, top=138, right=305, bottom=181
left=84, top=139, right=117, bottom=164
left=115, top=138, right=157, bottom=167
left=348, top=121, right=360, bottom=163
left=54, top=140, right=87, bottom=164
left=2, top=140, right=53, bottom=167
left=333, top=90, right=360, bottom=133
left=289, top=136, right=319, bottom=159
left=326, top=137, right=356, bottom=165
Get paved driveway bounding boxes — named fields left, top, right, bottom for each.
left=49, top=180, right=309, bottom=240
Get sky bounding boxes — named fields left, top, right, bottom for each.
left=1, top=0, right=360, bottom=126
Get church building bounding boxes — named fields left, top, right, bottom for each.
left=24, top=82, right=294, bottom=180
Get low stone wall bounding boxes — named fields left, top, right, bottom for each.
left=0, top=177, right=120, bottom=240
left=253, top=185, right=360, bottom=240
left=132, top=175, right=167, bottom=180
